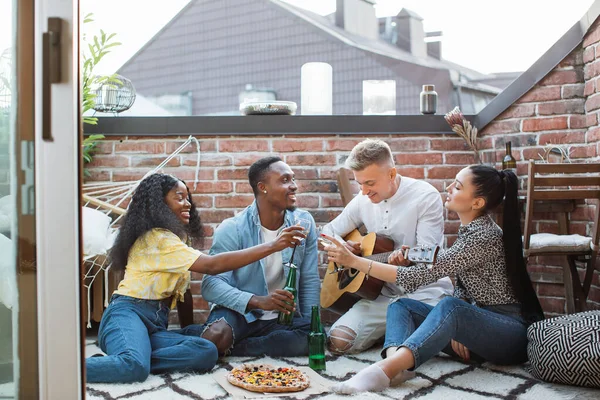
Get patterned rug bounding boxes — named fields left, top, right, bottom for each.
left=85, top=340, right=600, bottom=400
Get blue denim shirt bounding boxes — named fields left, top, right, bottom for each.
left=202, top=201, right=321, bottom=323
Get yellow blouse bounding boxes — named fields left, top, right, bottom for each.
left=114, top=228, right=201, bottom=309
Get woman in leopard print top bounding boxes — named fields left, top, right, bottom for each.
left=323, top=165, right=544, bottom=394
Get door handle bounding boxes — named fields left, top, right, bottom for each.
left=42, top=17, right=62, bottom=141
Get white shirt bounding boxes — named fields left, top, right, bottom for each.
left=324, top=176, right=454, bottom=299
left=259, top=225, right=286, bottom=320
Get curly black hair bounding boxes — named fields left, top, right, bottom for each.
left=109, top=173, right=203, bottom=271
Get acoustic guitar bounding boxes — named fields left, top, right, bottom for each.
left=320, top=229, right=439, bottom=314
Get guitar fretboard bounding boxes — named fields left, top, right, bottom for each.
left=364, top=251, right=394, bottom=264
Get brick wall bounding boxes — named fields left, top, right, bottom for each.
left=88, top=19, right=600, bottom=324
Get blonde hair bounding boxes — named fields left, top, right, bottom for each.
left=345, top=139, right=394, bottom=171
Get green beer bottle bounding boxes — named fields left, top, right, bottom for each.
left=308, top=305, right=326, bottom=371
left=277, top=263, right=297, bottom=325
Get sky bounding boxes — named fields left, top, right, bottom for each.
left=0, top=0, right=596, bottom=76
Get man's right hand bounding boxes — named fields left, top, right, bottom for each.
left=247, top=290, right=295, bottom=314
left=344, top=240, right=362, bottom=255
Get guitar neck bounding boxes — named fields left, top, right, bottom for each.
left=364, top=251, right=394, bottom=264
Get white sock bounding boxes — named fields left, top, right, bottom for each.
left=331, top=364, right=391, bottom=394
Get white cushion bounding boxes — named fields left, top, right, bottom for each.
left=82, top=207, right=116, bottom=257
left=0, top=195, right=13, bottom=233
left=527, top=233, right=592, bottom=254
left=0, top=233, right=15, bottom=309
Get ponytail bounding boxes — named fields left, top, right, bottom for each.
left=469, top=165, right=544, bottom=324
left=500, top=170, right=544, bottom=324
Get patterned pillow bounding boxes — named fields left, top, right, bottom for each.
left=527, top=311, right=600, bottom=388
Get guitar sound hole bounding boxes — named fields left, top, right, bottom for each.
left=338, top=269, right=359, bottom=290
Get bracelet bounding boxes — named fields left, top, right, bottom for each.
left=366, top=260, right=374, bottom=280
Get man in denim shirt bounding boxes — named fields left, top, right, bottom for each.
left=193, top=157, right=320, bottom=356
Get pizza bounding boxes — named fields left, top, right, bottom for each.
left=226, top=363, right=310, bottom=393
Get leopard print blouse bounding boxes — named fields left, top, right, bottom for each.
left=396, top=214, right=519, bottom=306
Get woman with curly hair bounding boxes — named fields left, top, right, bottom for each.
left=322, top=165, right=544, bottom=393
left=86, top=173, right=305, bottom=383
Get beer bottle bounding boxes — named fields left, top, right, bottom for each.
left=502, top=141, right=517, bottom=170
left=277, top=263, right=297, bottom=325
left=308, top=305, right=326, bottom=371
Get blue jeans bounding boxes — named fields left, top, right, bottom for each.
left=179, top=307, right=311, bottom=357
left=86, top=295, right=218, bottom=383
left=383, top=297, right=528, bottom=369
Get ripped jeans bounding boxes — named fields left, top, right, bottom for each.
left=178, top=306, right=311, bottom=357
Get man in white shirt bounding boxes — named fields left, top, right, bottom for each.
left=323, top=139, right=453, bottom=354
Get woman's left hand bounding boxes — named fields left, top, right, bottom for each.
left=451, top=339, right=470, bottom=362
left=321, top=234, right=357, bottom=268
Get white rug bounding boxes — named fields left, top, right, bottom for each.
left=85, top=340, right=600, bottom=400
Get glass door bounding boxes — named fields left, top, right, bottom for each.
left=0, top=0, right=82, bottom=398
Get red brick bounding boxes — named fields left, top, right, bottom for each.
left=585, top=80, right=596, bottom=96
left=192, top=182, right=233, bottom=194
left=292, top=168, right=318, bottom=180
left=296, top=195, right=319, bottom=208
left=538, top=131, right=586, bottom=145
left=234, top=154, right=266, bottom=166
left=518, top=87, right=562, bottom=103
left=427, top=166, right=463, bottom=179
left=446, top=235, right=458, bottom=247
left=112, top=169, right=149, bottom=182
left=182, top=154, right=232, bottom=167
left=430, top=138, right=470, bottom=151
left=217, top=169, right=249, bottom=180
left=87, top=155, right=129, bottom=168
left=539, top=70, right=583, bottom=86
left=558, top=50, right=583, bottom=67
left=191, top=195, right=213, bottom=208
left=562, top=84, right=585, bottom=99
left=539, top=297, right=566, bottom=315
left=588, top=126, right=600, bottom=142
left=584, top=46, right=596, bottom=63
left=319, top=169, right=339, bottom=180
left=273, top=140, right=323, bottom=152
left=94, top=141, right=114, bottom=154
left=164, top=169, right=214, bottom=182
left=326, top=139, right=362, bottom=151
left=444, top=221, right=461, bottom=234
left=568, top=222, right=587, bottom=236
left=219, top=140, right=269, bottom=152
left=199, top=210, right=234, bottom=223
left=570, top=144, right=597, bottom=158
left=586, top=93, right=600, bottom=112
left=584, top=25, right=600, bottom=47
left=396, top=167, right=425, bottom=179
left=130, top=155, right=179, bottom=168
left=321, top=195, right=344, bottom=208
left=570, top=114, right=597, bottom=129
left=570, top=204, right=596, bottom=221
left=522, top=147, right=546, bottom=160
left=192, top=296, right=209, bottom=310
left=586, top=59, right=600, bottom=80
left=296, top=181, right=337, bottom=193
left=115, top=141, right=165, bottom=154
left=215, top=195, right=254, bottom=208
left=189, top=281, right=202, bottom=295
left=480, top=120, right=521, bottom=135
left=395, top=152, right=443, bottom=165
left=286, top=154, right=336, bottom=166
left=444, top=153, right=476, bottom=165
left=310, top=210, right=342, bottom=223
left=428, top=180, right=445, bottom=192
left=85, top=170, right=111, bottom=181
left=497, top=104, right=536, bottom=119
left=538, top=99, right=585, bottom=115
left=388, top=139, right=430, bottom=152
left=536, top=283, right=565, bottom=297
left=166, top=140, right=216, bottom=153
left=522, top=117, right=568, bottom=132
left=236, top=182, right=253, bottom=193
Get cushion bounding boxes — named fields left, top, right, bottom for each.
left=527, top=233, right=592, bottom=255
left=82, top=206, right=116, bottom=257
left=527, top=311, right=600, bottom=388
left=0, top=233, right=15, bottom=309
